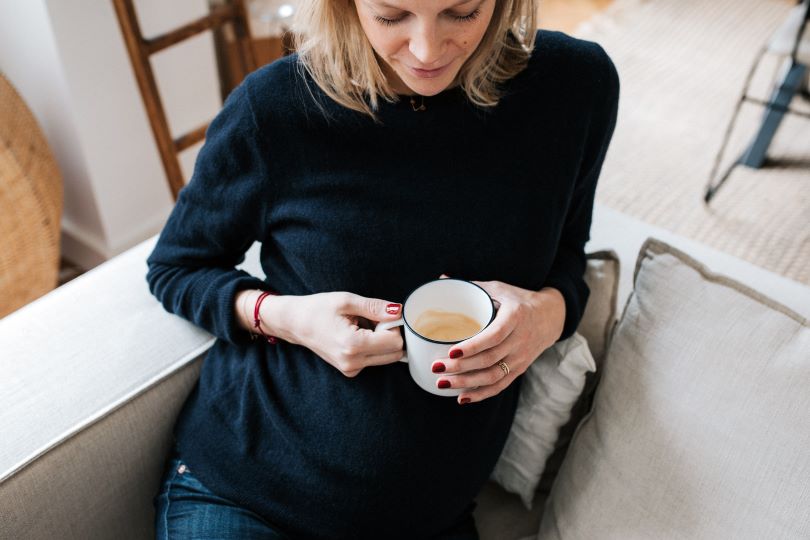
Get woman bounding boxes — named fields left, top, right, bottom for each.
left=147, top=0, right=619, bottom=538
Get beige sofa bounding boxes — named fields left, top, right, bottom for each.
left=2, top=205, right=808, bottom=540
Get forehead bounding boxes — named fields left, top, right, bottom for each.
left=365, top=0, right=478, bottom=9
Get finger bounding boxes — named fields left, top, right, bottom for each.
left=345, top=324, right=404, bottom=356
left=439, top=274, right=450, bottom=279
left=338, top=293, right=402, bottom=322
left=432, top=341, right=510, bottom=375
left=435, top=358, right=510, bottom=392
left=362, top=350, right=406, bottom=367
left=457, top=363, right=517, bottom=405
left=447, top=308, right=515, bottom=360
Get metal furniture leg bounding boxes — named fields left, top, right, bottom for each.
left=740, top=62, right=807, bottom=168
left=705, top=61, right=807, bottom=203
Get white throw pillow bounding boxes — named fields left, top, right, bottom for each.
left=538, top=239, right=810, bottom=539
left=490, top=332, right=596, bottom=509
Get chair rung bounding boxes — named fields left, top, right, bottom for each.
left=744, top=96, right=810, bottom=119
left=174, top=123, right=209, bottom=152
left=145, top=4, right=237, bottom=55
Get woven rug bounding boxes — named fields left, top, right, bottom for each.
left=574, top=0, right=810, bottom=284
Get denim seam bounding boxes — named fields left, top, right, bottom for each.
left=161, top=461, right=182, bottom=540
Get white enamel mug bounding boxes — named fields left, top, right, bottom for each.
left=376, top=278, right=496, bottom=396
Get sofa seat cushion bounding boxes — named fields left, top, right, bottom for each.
left=539, top=239, right=810, bottom=539
left=474, top=480, right=548, bottom=540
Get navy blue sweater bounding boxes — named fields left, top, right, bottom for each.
left=147, top=30, right=618, bottom=539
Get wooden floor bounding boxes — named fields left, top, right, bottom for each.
left=538, top=0, right=614, bottom=34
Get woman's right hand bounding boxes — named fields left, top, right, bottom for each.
left=247, top=291, right=405, bottom=377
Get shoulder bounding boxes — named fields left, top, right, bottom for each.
left=238, top=54, right=305, bottom=115
left=519, top=30, right=619, bottom=98
left=235, top=53, right=349, bottom=129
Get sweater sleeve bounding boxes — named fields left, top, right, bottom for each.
left=543, top=45, right=619, bottom=340
left=146, top=80, right=272, bottom=344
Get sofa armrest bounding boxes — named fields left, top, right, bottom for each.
left=1, top=238, right=207, bottom=482
left=0, top=237, right=263, bottom=539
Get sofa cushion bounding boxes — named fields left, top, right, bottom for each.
left=488, top=252, right=616, bottom=509
left=474, top=480, right=548, bottom=540
left=578, top=251, right=620, bottom=364
left=491, top=333, right=595, bottom=509
left=538, top=239, right=810, bottom=539
left=534, top=251, right=620, bottom=495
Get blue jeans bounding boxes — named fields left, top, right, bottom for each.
left=154, top=453, right=290, bottom=539
left=154, top=450, right=479, bottom=539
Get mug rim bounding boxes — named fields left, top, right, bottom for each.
left=402, top=278, right=496, bottom=345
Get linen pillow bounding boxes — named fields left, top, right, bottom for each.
left=489, top=251, right=619, bottom=510
left=538, top=239, right=810, bottom=539
left=490, top=332, right=596, bottom=509
left=535, top=251, right=620, bottom=496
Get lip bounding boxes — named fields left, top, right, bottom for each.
left=408, top=63, right=450, bottom=79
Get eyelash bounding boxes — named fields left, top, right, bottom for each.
left=374, top=9, right=481, bottom=27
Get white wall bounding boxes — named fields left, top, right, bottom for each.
left=0, top=0, right=221, bottom=268
left=0, top=0, right=106, bottom=264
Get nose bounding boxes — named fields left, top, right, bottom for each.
left=408, top=21, right=446, bottom=66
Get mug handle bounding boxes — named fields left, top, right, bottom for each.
left=375, top=319, right=408, bottom=363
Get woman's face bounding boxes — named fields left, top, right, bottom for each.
left=354, top=0, right=496, bottom=96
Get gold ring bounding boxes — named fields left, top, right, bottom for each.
left=497, top=360, right=510, bottom=377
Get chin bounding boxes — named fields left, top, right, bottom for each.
left=400, top=75, right=457, bottom=97
left=409, top=84, right=448, bottom=96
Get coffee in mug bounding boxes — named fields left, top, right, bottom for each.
left=411, top=310, right=484, bottom=342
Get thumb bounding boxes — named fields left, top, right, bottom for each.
left=343, top=294, right=402, bottom=322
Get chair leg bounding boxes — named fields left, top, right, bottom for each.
left=739, top=61, right=807, bottom=168
left=705, top=60, right=809, bottom=204
left=705, top=48, right=767, bottom=205
left=704, top=156, right=743, bottom=204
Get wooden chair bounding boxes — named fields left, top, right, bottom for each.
left=112, top=0, right=257, bottom=200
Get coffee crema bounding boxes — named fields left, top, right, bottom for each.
left=411, top=309, right=484, bottom=342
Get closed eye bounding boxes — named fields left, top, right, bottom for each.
left=451, top=8, right=480, bottom=23
left=374, top=7, right=483, bottom=26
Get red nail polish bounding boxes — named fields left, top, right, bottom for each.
left=386, top=303, right=402, bottom=315
left=438, top=379, right=451, bottom=389
left=449, top=349, right=463, bottom=359
left=432, top=362, right=446, bottom=373
left=460, top=398, right=471, bottom=405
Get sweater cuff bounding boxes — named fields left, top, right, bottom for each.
left=217, top=272, right=271, bottom=345
left=542, top=273, right=590, bottom=342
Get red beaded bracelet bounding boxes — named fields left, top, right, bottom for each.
left=253, top=290, right=279, bottom=344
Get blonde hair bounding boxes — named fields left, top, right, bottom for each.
left=292, top=0, right=537, bottom=118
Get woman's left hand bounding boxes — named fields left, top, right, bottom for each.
left=432, top=277, right=567, bottom=405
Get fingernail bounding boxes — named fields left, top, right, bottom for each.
left=386, top=303, right=402, bottom=315
left=432, top=362, right=446, bottom=373
left=460, top=398, right=471, bottom=405
left=438, top=379, right=451, bottom=389
left=449, top=349, right=463, bottom=359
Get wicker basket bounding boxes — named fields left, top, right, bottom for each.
left=0, top=73, right=63, bottom=318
